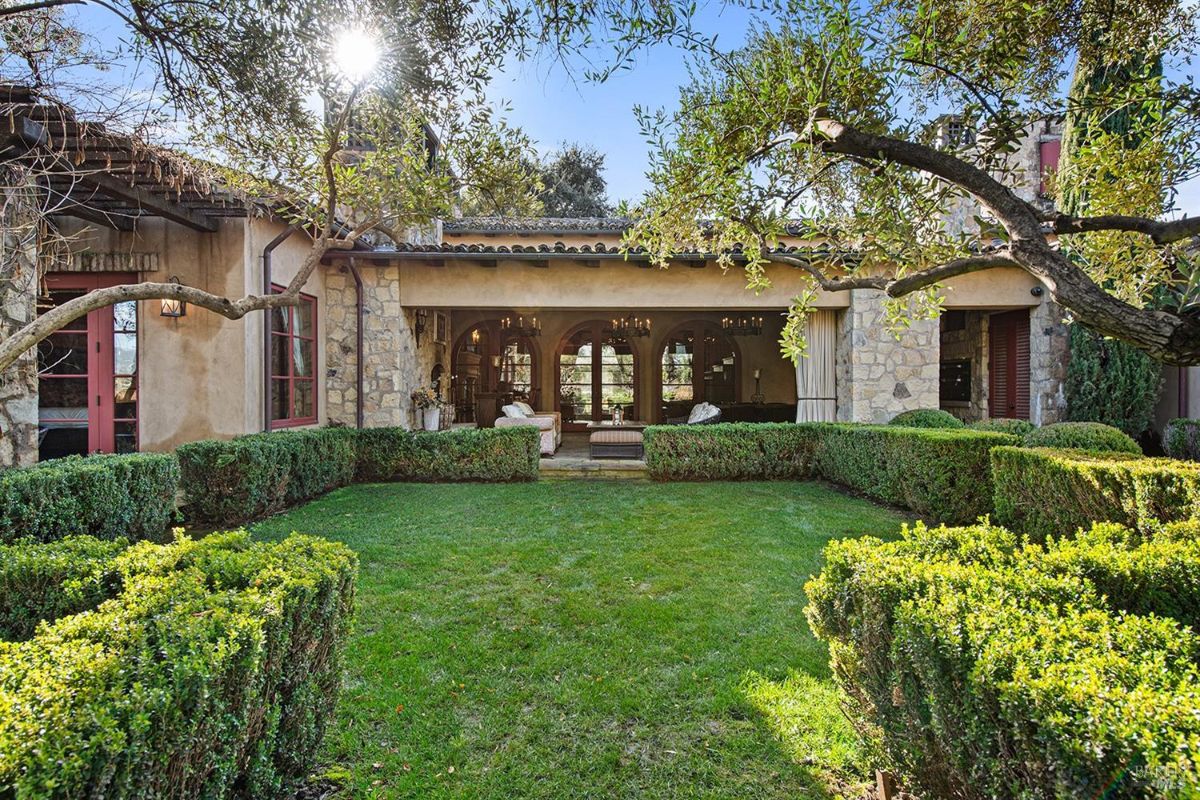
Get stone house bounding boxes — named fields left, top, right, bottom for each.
left=0, top=91, right=1094, bottom=466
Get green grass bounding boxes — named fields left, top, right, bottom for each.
left=251, top=480, right=906, bottom=799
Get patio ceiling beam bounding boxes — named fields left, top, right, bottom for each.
left=77, top=172, right=219, bottom=232
left=53, top=202, right=137, bottom=232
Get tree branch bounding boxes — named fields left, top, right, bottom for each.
left=1048, top=213, right=1200, bottom=245
left=0, top=0, right=84, bottom=18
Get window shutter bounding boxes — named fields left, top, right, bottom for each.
left=1039, top=139, right=1061, bottom=195
left=989, top=310, right=1031, bottom=420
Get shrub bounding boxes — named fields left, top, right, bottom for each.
left=887, top=408, right=965, bottom=429
left=811, top=424, right=1019, bottom=524
left=0, top=536, right=128, bottom=640
left=968, top=417, right=1035, bottom=437
left=1065, top=323, right=1162, bottom=437
left=0, top=453, right=179, bottom=544
left=1164, top=418, right=1200, bottom=461
left=0, top=531, right=357, bottom=799
left=1023, top=420, right=1142, bottom=454
left=643, top=423, right=817, bottom=481
left=991, top=446, right=1200, bottom=540
left=805, top=521, right=1200, bottom=799
left=178, top=428, right=357, bottom=525
left=354, top=426, right=539, bottom=483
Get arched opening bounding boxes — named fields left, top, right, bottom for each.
left=556, top=320, right=637, bottom=427
left=451, top=320, right=542, bottom=425
left=657, top=321, right=740, bottom=422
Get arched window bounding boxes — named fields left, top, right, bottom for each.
left=658, top=322, right=739, bottom=421
left=557, top=321, right=636, bottom=425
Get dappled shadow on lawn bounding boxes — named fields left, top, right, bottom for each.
left=254, top=480, right=904, bottom=799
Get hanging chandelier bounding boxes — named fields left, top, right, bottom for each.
left=501, top=315, right=541, bottom=337
left=609, top=315, right=651, bottom=338
left=721, top=315, right=763, bottom=336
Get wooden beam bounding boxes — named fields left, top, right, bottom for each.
left=78, top=172, right=218, bottom=232
left=53, top=204, right=136, bottom=232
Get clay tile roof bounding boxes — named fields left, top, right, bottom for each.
left=443, top=216, right=633, bottom=235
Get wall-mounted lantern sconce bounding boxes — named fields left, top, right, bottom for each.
left=160, top=276, right=186, bottom=318
left=413, top=308, right=429, bottom=346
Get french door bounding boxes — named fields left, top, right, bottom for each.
left=38, top=273, right=138, bottom=459
left=988, top=310, right=1030, bottom=420
left=557, top=321, right=636, bottom=427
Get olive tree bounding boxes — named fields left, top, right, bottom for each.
left=622, top=0, right=1200, bottom=364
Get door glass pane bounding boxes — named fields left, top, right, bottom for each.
left=113, top=301, right=137, bottom=333
left=114, top=332, right=137, bottom=375
left=114, top=421, right=137, bottom=454
left=38, top=332, right=88, bottom=374
left=600, top=336, right=635, bottom=418
left=39, top=377, right=89, bottom=460
left=559, top=330, right=593, bottom=420
left=114, top=376, right=137, bottom=418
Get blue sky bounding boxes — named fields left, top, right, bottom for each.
left=67, top=1, right=1199, bottom=213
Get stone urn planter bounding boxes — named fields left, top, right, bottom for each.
left=422, top=406, right=441, bottom=432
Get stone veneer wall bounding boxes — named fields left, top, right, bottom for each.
left=835, top=289, right=940, bottom=424
left=323, top=264, right=449, bottom=429
left=1028, top=298, right=1069, bottom=426
left=938, top=311, right=988, bottom=422
left=0, top=186, right=40, bottom=467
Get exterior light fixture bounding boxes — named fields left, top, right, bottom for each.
left=160, top=276, right=186, bottom=318
left=721, top=315, right=763, bottom=336
left=414, top=308, right=429, bottom=346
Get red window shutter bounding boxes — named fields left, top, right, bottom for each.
left=1039, top=139, right=1061, bottom=195
left=989, top=321, right=1009, bottom=418
left=989, top=311, right=1031, bottom=420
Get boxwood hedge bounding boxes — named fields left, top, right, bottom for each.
left=0, top=531, right=357, bottom=799
left=992, top=446, right=1200, bottom=540
left=178, top=428, right=358, bottom=525
left=355, top=426, right=539, bottom=484
left=887, top=408, right=965, bottom=429
left=0, top=536, right=127, bottom=641
left=0, top=453, right=179, bottom=544
left=642, top=423, right=818, bottom=481
left=645, top=423, right=1017, bottom=524
left=1023, top=420, right=1142, bottom=454
left=805, top=520, right=1200, bottom=799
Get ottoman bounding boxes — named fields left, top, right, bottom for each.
left=589, top=429, right=644, bottom=459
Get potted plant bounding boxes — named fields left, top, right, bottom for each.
left=411, top=386, right=444, bottom=431
left=560, top=389, right=580, bottom=424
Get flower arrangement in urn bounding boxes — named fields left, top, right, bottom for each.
left=411, top=386, right=444, bottom=431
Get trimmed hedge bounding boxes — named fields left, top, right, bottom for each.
left=355, top=426, right=540, bottom=483
left=0, top=453, right=179, bottom=544
left=1023, top=420, right=1142, bottom=454
left=644, top=423, right=1017, bottom=524
left=805, top=520, right=1200, bottom=799
left=992, top=446, right=1200, bottom=540
left=0, top=531, right=357, bottom=799
left=810, top=424, right=1019, bottom=524
left=0, top=536, right=127, bottom=641
left=968, top=417, right=1035, bottom=437
left=178, top=428, right=358, bottom=525
left=642, top=423, right=817, bottom=481
left=1165, top=418, right=1200, bottom=461
left=887, top=408, right=965, bottom=429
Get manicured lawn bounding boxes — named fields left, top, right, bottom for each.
left=252, top=480, right=906, bottom=799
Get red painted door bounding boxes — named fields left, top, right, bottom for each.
left=38, top=274, right=138, bottom=459
left=988, top=310, right=1030, bottom=420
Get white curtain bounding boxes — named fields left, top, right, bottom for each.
left=795, top=309, right=837, bottom=422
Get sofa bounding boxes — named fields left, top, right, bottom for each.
left=494, top=402, right=561, bottom=456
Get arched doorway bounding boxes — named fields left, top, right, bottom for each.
left=657, top=321, right=740, bottom=421
left=556, top=320, right=637, bottom=427
left=451, top=320, right=541, bottom=424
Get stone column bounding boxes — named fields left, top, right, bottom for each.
left=1028, top=297, right=1069, bottom=426
left=0, top=183, right=40, bottom=467
left=835, top=289, right=940, bottom=424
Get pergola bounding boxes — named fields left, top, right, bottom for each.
left=1, top=84, right=248, bottom=232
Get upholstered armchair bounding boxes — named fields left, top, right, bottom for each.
left=495, top=403, right=561, bottom=456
